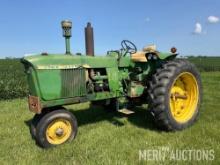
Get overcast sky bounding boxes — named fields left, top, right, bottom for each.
left=0, top=0, right=219, bottom=58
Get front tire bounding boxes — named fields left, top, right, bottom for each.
left=35, top=109, right=78, bottom=148
left=30, top=113, right=44, bottom=139
left=148, top=59, right=202, bottom=131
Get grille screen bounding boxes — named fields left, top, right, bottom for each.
left=61, top=68, right=86, bottom=98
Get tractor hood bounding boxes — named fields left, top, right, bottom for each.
left=21, top=54, right=118, bottom=69
left=21, top=54, right=120, bottom=102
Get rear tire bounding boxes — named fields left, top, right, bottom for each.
left=148, top=59, right=202, bottom=131
left=35, top=109, right=78, bottom=148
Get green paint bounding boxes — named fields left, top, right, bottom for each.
left=22, top=50, right=175, bottom=111
left=106, top=68, right=119, bottom=92
left=127, top=81, right=145, bottom=97
left=87, top=92, right=116, bottom=101
left=158, top=52, right=176, bottom=60
left=118, top=57, right=133, bottom=67
left=37, top=69, right=61, bottom=100
left=24, top=55, right=117, bottom=68
left=65, top=37, right=71, bottom=54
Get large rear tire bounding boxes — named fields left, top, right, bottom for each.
left=148, top=59, right=202, bottom=131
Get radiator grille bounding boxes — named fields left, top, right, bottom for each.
left=61, top=68, right=86, bottom=98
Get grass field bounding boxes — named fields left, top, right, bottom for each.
left=0, top=72, right=219, bottom=164
left=188, top=56, right=220, bottom=71
left=0, top=59, right=28, bottom=99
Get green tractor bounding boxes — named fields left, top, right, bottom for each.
left=21, top=20, right=202, bottom=148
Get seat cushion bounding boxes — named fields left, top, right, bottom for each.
left=131, top=51, right=147, bottom=62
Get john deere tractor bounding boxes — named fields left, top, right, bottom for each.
left=21, top=20, right=202, bottom=148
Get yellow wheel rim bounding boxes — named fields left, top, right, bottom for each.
left=46, top=119, right=72, bottom=145
left=169, top=72, right=199, bottom=123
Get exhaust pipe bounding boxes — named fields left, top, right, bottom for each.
left=85, top=22, right=94, bottom=56
left=61, top=20, right=72, bottom=55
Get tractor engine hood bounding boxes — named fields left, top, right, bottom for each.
left=21, top=54, right=118, bottom=69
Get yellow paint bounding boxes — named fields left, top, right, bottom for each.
left=82, top=64, right=91, bottom=68
left=143, top=44, right=157, bottom=52
left=46, top=119, right=72, bottom=145
left=169, top=72, right=199, bottom=123
left=131, top=51, right=147, bottom=62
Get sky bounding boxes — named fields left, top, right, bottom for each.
left=0, top=0, right=219, bottom=58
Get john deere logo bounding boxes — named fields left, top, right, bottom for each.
left=37, top=65, right=78, bottom=69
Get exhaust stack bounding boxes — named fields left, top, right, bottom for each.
left=85, top=22, right=94, bottom=56
left=61, top=20, right=72, bottom=55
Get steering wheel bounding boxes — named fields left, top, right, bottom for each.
left=121, top=40, right=137, bottom=55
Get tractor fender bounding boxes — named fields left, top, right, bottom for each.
left=157, top=52, right=178, bottom=60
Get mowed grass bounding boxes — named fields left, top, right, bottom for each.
left=0, top=72, right=220, bottom=165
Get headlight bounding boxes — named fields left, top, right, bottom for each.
left=146, top=53, right=158, bottom=60
left=152, top=55, right=157, bottom=60
left=148, top=53, right=153, bottom=60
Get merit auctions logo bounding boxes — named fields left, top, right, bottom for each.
left=139, top=147, right=215, bottom=161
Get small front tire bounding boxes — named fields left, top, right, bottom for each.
left=30, top=113, right=44, bottom=139
left=35, top=109, right=78, bottom=148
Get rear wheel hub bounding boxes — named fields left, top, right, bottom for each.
left=169, top=72, right=199, bottom=123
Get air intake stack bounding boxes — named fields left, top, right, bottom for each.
left=85, top=22, right=94, bottom=56
left=61, top=20, right=72, bottom=55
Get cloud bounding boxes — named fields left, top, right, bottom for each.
left=193, top=22, right=202, bottom=34
left=207, top=16, right=219, bottom=24
left=144, top=17, right=150, bottom=22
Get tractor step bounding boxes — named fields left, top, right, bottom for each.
left=118, top=108, right=135, bottom=115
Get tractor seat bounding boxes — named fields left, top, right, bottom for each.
left=131, top=51, right=147, bottom=62
left=131, top=44, right=158, bottom=62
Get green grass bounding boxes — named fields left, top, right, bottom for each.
left=0, top=72, right=219, bottom=164
left=188, top=56, right=220, bottom=71
left=0, top=59, right=28, bottom=99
